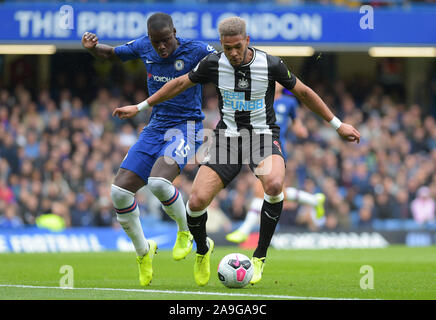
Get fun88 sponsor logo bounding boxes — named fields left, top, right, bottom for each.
left=223, top=91, right=264, bottom=111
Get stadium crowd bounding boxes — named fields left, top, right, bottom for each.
left=0, top=54, right=435, bottom=232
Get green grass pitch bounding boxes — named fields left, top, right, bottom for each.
left=0, top=246, right=435, bottom=300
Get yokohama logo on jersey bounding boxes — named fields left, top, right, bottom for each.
left=148, top=73, right=176, bottom=83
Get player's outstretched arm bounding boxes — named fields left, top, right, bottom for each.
left=112, top=74, right=195, bottom=119
left=291, top=77, right=360, bottom=143
left=81, top=32, right=117, bottom=60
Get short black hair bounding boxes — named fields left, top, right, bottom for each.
left=147, top=12, right=174, bottom=32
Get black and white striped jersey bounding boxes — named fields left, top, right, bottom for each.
left=188, top=47, right=297, bottom=137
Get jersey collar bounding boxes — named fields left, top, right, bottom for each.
left=230, top=47, right=256, bottom=69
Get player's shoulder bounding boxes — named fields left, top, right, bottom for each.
left=196, top=49, right=222, bottom=65
left=190, top=50, right=222, bottom=76
left=178, top=38, right=212, bottom=51
left=266, top=53, right=284, bottom=67
left=253, top=46, right=267, bottom=55
left=252, top=46, right=275, bottom=58
left=123, top=36, right=154, bottom=53
left=253, top=47, right=283, bottom=66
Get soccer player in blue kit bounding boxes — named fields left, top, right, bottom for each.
left=226, top=82, right=326, bottom=244
left=82, top=12, right=216, bottom=286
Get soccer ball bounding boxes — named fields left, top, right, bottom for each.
left=217, top=253, right=253, bottom=288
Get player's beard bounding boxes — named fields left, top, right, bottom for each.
left=232, top=47, right=248, bottom=68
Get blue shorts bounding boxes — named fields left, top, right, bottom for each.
left=120, top=121, right=203, bottom=184
left=279, top=138, right=288, bottom=162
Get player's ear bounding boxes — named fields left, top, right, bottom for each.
left=246, top=35, right=250, bottom=45
left=173, top=28, right=177, bottom=37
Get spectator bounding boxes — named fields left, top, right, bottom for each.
left=410, top=186, right=435, bottom=225
left=71, top=193, right=94, bottom=227
left=118, top=123, right=137, bottom=148
left=206, top=198, right=233, bottom=233
left=358, top=194, right=375, bottom=228
left=373, top=190, right=398, bottom=220
left=395, top=188, right=411, bottom=219
left=0, top=132, right=20, bottom=174
left=0, top=178, right=14, bottom=204
left=0, top=203, right=23, bottom=228
left=24, top=130, right=40, bottom=159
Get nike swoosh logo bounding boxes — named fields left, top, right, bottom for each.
left=264, top=210, right=278, bottom=221
left=146, top=60, right=154, bottom=64
left=187, top=223, right=201, bottom=228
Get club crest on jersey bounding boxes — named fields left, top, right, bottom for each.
left=237, top=78, right=249, bottom=89
left=174, top=59, right=184, bottom=71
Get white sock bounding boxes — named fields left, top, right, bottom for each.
left=286, top=187, right=318, bottom=207
left=111, top=184, right=149, bottom=257
left=186, top=201, right=207, bottom=218
left=237, top=198, right=263, bottom=235
left=147, top=177, right=188, bottom=231
left=264, top=192, right=284, bottom=204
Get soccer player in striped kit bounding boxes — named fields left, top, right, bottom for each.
left=113, top=16, right=361, bottom=286
left=225, top=82, right=326, bottom=244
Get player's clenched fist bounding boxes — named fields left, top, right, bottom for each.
left=112, top=105, right=140, bottom=120
left=337, top=123, right=361, bottom=144
left=81, top=32, right=98, bottom=49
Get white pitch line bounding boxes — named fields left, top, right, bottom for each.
left=0, top=284, right=375, bottom=300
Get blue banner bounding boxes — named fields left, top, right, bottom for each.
left=0, top=2, right=434, bottom=46
left=0, top=224, right=178, bottom=253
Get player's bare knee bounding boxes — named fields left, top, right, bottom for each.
left=111, top=184, right=139, bottom=222
left=111, top=184, right=132, bottom=204
left=111, top=184, right=122, bottom=203
left=263, top=179, right=283, bottom=196
left=112, top=171, right=130, bottom=191
left=113, top=169, right=144, bottom=193
left=188, top=193, right=208, bottom=212
left=147, top=177, right=172, bottom=197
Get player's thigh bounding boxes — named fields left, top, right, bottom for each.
left=113, top=168, right=146, bottom=194
left=149, top=156, right=180, bottom=182
left=255, top=154, right=285, bottom=196
left=188, top=165, right=225, bottom=211
left=202, top=132, right=243, bottom=188
left=118, top=137, right=159, bottom=189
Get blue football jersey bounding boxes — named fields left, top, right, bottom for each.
left=274, top=94, right=298, bottom=145
left=114, top=36, right=216, bottom=130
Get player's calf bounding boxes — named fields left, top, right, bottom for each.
left=186, top=202, right=209, bottom=255
left=111, top=184, right=149, bottom=257
left=253, top=192, right=284, bottom=259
